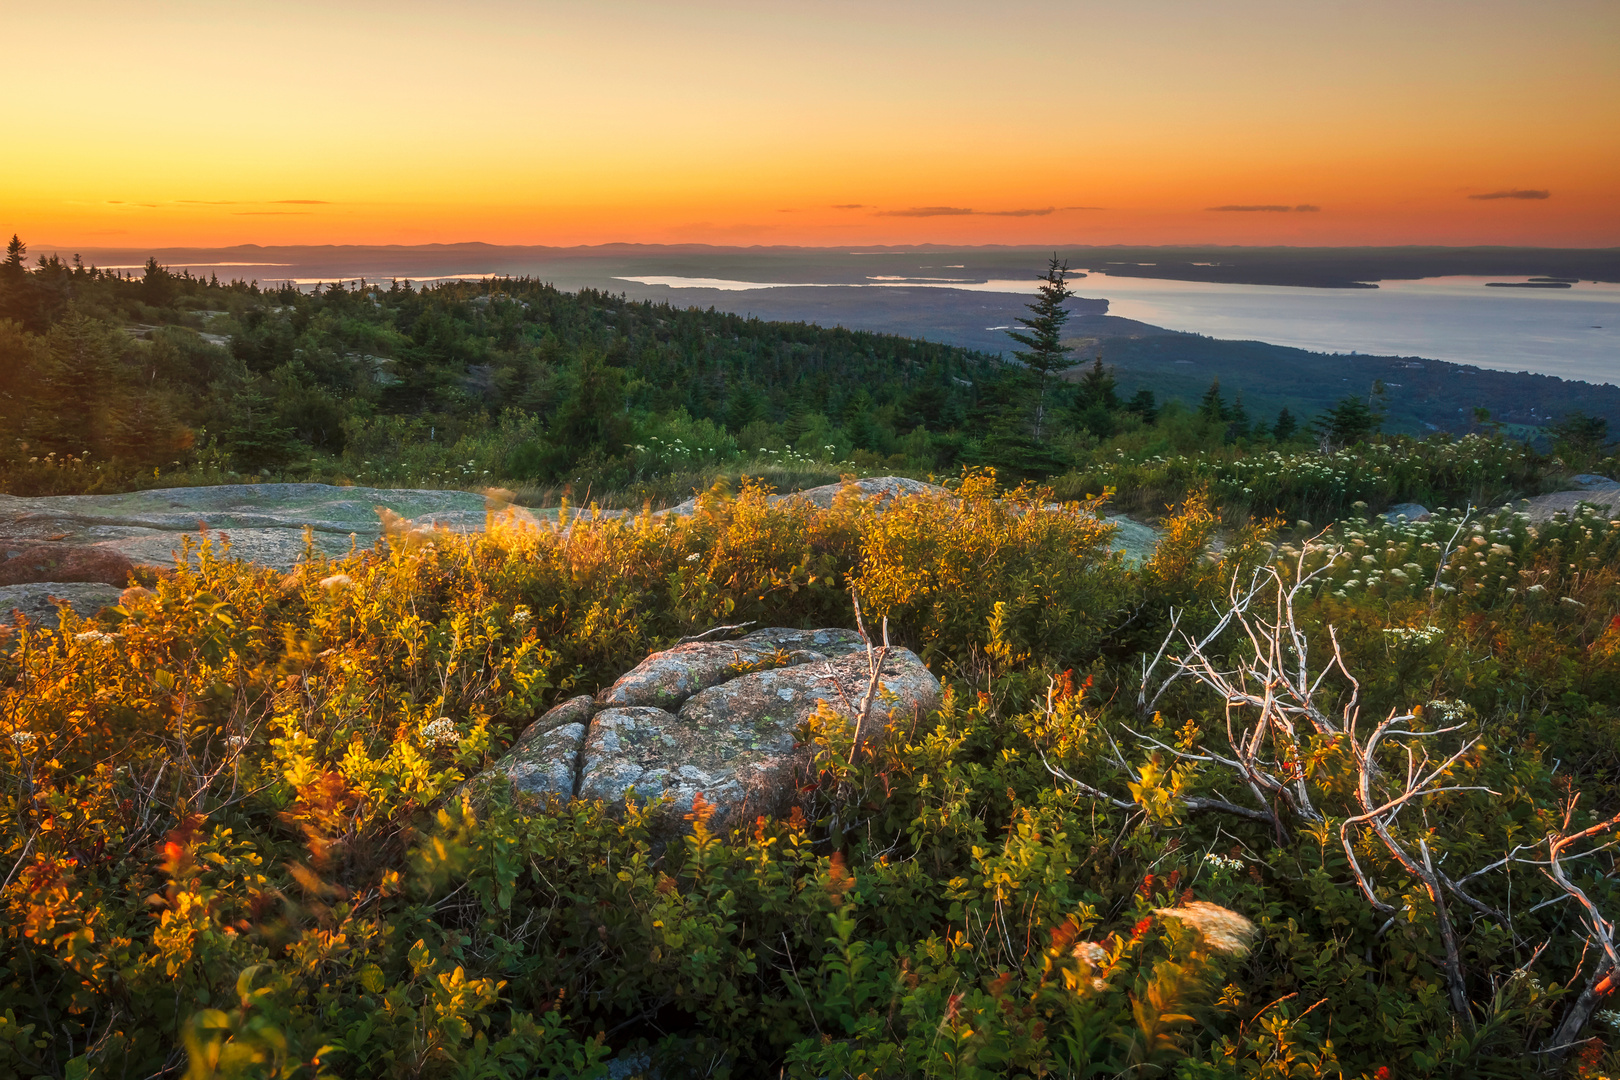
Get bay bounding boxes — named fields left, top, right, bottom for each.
left=617, top=271, right=1620, bottom=386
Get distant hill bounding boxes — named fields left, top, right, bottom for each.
left=1063, top=320, right=1620, bottom=436
left=46, top=241, right=1620, bottom=292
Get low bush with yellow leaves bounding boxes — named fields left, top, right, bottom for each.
left=2, top=470, right=1619, bottom=1078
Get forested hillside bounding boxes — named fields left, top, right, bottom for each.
left=0, top=237, right=1012, bottom=496
left=6, top=239, right=1614, bottom=523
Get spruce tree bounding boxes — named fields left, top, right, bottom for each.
left=2, top=234, right=25, bottom=277
left=1125, top=388, right=1158, bottom=424
left=1313, top=395, right=1383, bottom=447
left=1228, top=393, right=1251, bottom=441
left=1073, top=356, right=1119, bottom=412
left=1272, top=407, right=1298, bottom=441
left=1005, top=255, right=1075, bottom=440
left=1550, top=411, right=1611, bottom=463
left=1073, top=356, right=1121, bottom=439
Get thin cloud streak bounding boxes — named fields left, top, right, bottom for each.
left=876, top=206, right=976, bottom=217
left=1469, top=189, right=1550, bottom=200
left=875, top=205, right=1100, bottom=217
left=983, top=207, right=1056, bottom=217
left=1208, top=204, right=1321, bottom=212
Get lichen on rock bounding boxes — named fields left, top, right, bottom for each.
left=476, top=626, right=942, bottom=827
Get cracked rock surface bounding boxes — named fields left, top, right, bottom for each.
left=478, top=627, right=941, bottom=825
left=0, top=483, right=490, bottom=571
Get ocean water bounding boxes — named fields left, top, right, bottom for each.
left=1084, top=274, right=1619, bottom=386
left=616, top=272, right=1620, bottom=386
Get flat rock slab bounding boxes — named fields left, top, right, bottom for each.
left=0, top=483, right=490, bottom=571
left=0, top=583, right=124, bottom=629
left=1514, top=485, right=1620, bottom=524
left=0, top=478, right=1162, bottom=576
left=479, top=627, right=942, bottom=827
left=1104, top=515, right=1159, bottom=565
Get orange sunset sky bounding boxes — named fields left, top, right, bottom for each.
left=7, top=0, right=1617, bottom=250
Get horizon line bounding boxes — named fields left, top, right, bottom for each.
left=25, top=239, right=1620, bottom=255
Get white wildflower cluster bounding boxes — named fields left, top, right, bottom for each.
left=685, top=552, right=702, bottom=563
left=421, top=716, right=460, bottom=749
left=8, top=730, right=37, bottom=749
left=1154, top=901, right=1257, bottom=956
left=1383, top=625, right=1443, bottom=646
left=1508, top=969, right=1543, bottom=995
left=1197, top=436, right=1526, bottom=512
left=1597, top=1008, right=1620, bottom=1030
left=1425, top=699, right=1470, bottom=723
left=753, top=445, right=841, bottom=469
left=74, top=630, right=118, bottom=644
left=224, top=735, right=251, bottom=752
left=1204, top=852, right=1245, bottom=873
left=511, top=605, right=532, bottom=625
left=319, top=573, right=353, bottom=592
left=631, top=434, right=741, bottom=471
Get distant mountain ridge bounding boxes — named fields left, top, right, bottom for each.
left=46, top=242, right=1620, bottom=291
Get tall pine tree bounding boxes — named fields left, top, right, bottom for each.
left=1006, top=255, right=1075, bottom=441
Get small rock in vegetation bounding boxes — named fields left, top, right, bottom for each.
left=0, top=542, right=135, bottom=587
left=0, top=582, right=124, bottom=629
left=1383, top=502, right=1431, bottom=523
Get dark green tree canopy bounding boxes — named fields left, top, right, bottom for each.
left=1315, top=395, right=1384, bottom=446
left=1551, top=410, right=1611, bottom=463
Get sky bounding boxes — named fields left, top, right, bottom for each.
left=6, top=0, right=1617, bottom=249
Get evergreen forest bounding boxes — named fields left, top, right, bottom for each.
left=8, top=238, right=1607, bottom=519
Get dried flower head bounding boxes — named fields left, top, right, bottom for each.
left=1071, top=941, right=1107, bottom=967
left=420, top=717, right=459, bottom=749
left=1153, top=901, right=1257, bottom=955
